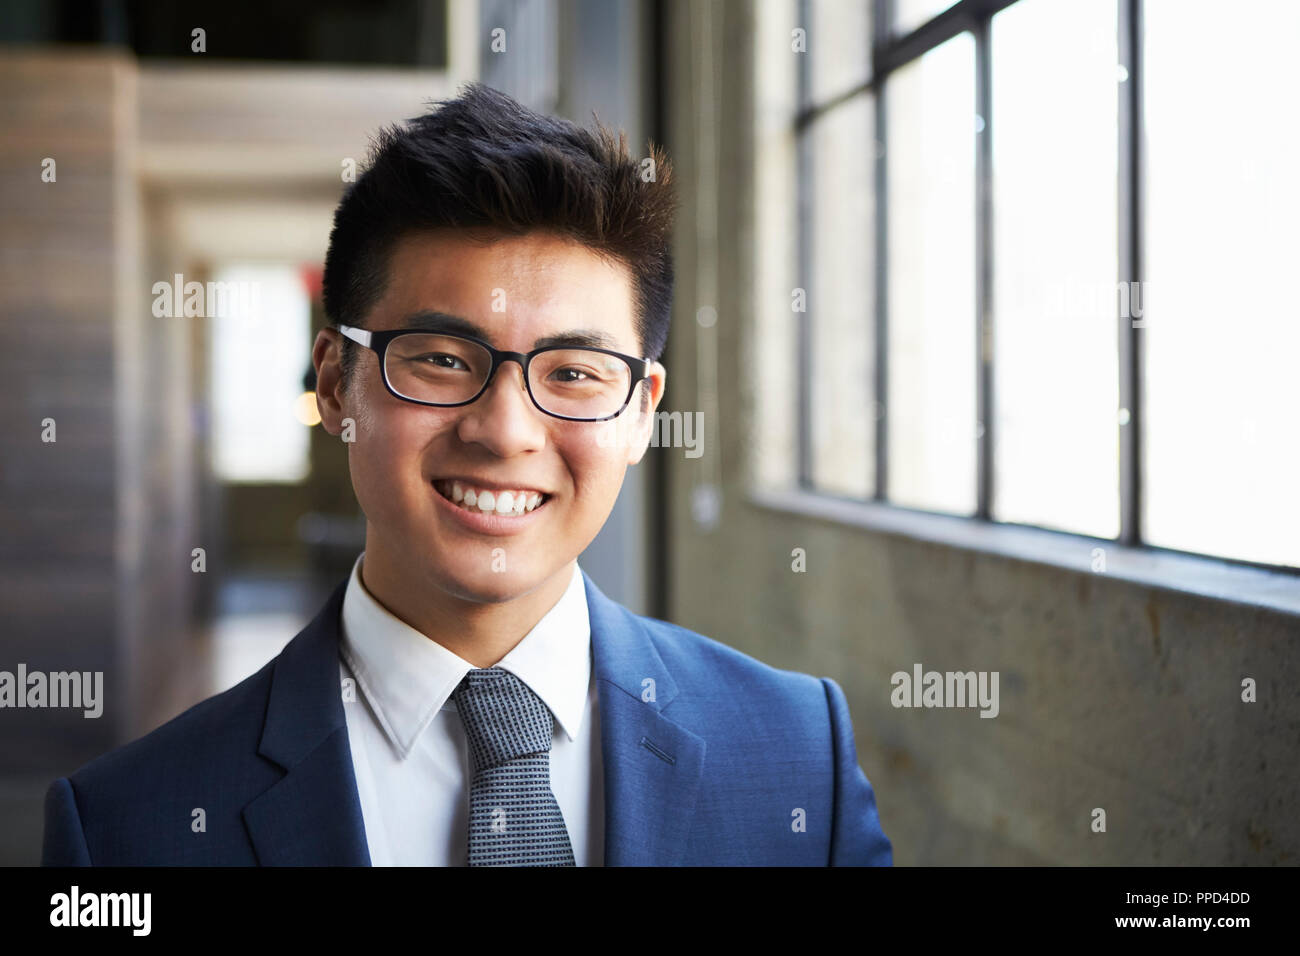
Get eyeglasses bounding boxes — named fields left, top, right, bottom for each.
left=335, top=324, right=654, bottom=422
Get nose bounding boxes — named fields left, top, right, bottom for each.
left=455, top=357, right=548, bottom=456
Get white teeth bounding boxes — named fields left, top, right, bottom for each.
left=437, top=480, right=547, bottom=517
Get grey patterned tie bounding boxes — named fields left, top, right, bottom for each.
left=452, top=667, right=576, bottom=866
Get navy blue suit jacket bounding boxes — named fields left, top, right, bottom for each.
left=42, top=569, right=892, bottom=866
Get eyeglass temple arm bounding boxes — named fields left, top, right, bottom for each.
left=336, top=324, right=372, bottom=348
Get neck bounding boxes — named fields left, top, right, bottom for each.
left=357, top=540, right=575, bottom=668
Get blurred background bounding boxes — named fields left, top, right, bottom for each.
left=1, top=0, right=1297, bottom=866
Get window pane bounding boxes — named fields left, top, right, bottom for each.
left=808, top=0, right=872, bottom=104
left=895, top=0, right=958, bottom=36
left=886, top=32, right=976, bottom=514
left=1143, top=0, right=1300, bottom=568
left=753, top=0, right=802, bottom=490
left=210, top=263, right=312, bottom=483
left=809, top=92, right=875, bottom=497
left=991, top=0, right=1119, bottom=538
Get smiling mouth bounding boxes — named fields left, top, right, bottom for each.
left=433, top=479, right=551, bottom=517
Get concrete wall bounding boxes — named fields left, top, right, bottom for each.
left=0, top=48, right=192, bottom=865
left=660, top=0, right=1300, bottom=866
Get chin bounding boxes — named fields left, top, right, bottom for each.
left=433, top=562, right=541, bottom=605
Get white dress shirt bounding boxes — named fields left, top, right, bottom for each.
left=337, top=552, right=604, bottom=866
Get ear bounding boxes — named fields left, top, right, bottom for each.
left=312, top=328, right=348, bottom=436
left=625, top=361, right=666, bottom=467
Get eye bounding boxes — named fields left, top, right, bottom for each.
left=550, top=366, right=592, bottom=383
left=413, top=353, right=468, bottom=370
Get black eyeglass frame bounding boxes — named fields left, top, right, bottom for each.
left=335, top=323, right=655, bottom=422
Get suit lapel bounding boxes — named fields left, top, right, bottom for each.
left=242, top=578, right=372, bottom=866
left=584, top=570, right=706, bottom=866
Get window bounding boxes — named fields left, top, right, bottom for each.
left=886, top=32, right=976, bottom=514
left=808, top=92, right=876, bottom=497
left=991, top=0, right=1118, bottom=538
left=780, top=0, right=1300, bottom=572
left=209, top=263, right=312, bottom=483
left=801, top=0, right=876, bottom=497
left=1141, top=0, right=1300, bottom=569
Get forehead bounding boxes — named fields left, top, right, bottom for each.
left=373, top=229, right=637, bottom=349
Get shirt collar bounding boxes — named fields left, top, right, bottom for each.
left=339, top=553, right=591, bottom=759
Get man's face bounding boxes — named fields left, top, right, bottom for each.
left=314, top=229, right=666, bottom=605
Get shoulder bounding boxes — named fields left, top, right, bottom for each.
left=65, top=656, right=278, bottom=803
left=630, top=611, right=833, bottom=726
left=46, top=653, right=291, bottom=864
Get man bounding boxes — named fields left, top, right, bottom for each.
left=42, top=83, right=892, bottom=866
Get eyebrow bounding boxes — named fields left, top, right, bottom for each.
left=399, top=310, right=624, bottom=351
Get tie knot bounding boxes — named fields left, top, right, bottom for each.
left=453, top=667, right=554, bottom=772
